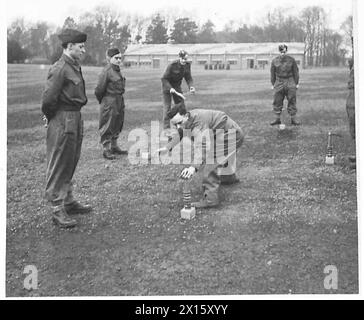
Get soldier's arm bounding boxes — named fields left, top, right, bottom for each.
left=94, top=68, right=108, bottom=103
left=165, top=130, right=183, bottom=151
left=270, top=61, right=276, bottom=86
left=161, top=64, right=173, bottom=92
left=191, top=126, right=211, bottom=170
left=121, top=75, right=126, bottom=94
left=292, top=58, right=299, bottom=85
left=41, top=64, right=64, bottom=120
left=184, top=63, right=194, bottom=89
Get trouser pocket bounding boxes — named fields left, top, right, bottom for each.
left=64, top=117, right=77, bottom=134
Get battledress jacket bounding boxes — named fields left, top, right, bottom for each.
left=41, top=54, right=87, bottom=120
left=270, top=55, right=299, bottom=86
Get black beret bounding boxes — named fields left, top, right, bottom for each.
left=178, top=50, right=188, bottom=58
left=167, top=102, right=186, bottom=119
left=58, top=28, right=87, bottom=45
left=278, top=44, right=288, bottom=52
left=107, top=48, right=121, bottom=57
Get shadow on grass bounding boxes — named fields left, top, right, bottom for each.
left=276, top=127, right=298, bottom=140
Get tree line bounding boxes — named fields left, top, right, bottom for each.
left=7, top=5, right=353, bottom=67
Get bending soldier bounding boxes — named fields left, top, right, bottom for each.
left=158, top=103, right=244, bottom=208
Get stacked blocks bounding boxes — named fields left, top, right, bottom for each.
left=180, top=179, right=196, bottom=220
left=325, top=132, right=335, bottom=165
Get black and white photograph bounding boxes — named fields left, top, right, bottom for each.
left=3, top=0, right=362, bottom=298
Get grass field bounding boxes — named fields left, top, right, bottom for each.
left=7, top=64, right=358, bottom=296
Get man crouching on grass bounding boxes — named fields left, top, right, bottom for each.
left=158, top=103, right=244, bottom=208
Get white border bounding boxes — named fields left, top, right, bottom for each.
left=2, top=0, right=363, bottom=300
left=1, top=0, right=8, bottom=300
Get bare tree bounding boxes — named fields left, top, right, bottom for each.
left=7, top=18, right=31, bottom=49
left=28, top=21, right=50, bottom=58
left=341, top=15, right=353, bottom=55
left=62, top=17, right=77, bottom=29
left=128, top=14, right=151, bottom=43
left=197, top=20, right=217, bottom=43
left=145, top=14, right=169, bottom=44
left=301, top=6, right=326, bottom=66
left=78, top=5, right=131, bottom=64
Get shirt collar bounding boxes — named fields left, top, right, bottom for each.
left=62, top=53, right=81, bottom=69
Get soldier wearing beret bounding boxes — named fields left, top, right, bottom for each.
left=158, top=103, right=244, bottom=208
left=270, top=44, right=300, bottom=126
left=41, top=28, right=92, bottom=228
left=346, top=57, right=356, bottom=168
left=95, top=48, right=128, bottom=160
left=161, top=50, right=195, bottom=130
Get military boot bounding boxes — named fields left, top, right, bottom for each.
left=65, top=201, right=92, bottom=215
left=348, top=155, right=356, bottom=162
left=111, top=140, right=128, bottom=155
left=103, top=143, right=116, bottom=160
left=52, top=206, right=77, bottom=228
left=191, top=195, right=219, bottom=209
left=220, top=174, right=240, bottom=185
left=349, top=162, right=356, bottom=170
left=349, top=155, right=356, bottom=170
left=270, top=117, right=281, bottom=126
left=291, top=116, right=301, bottom=126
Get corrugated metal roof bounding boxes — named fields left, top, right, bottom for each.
left=124, top=42, right=305, bottom=55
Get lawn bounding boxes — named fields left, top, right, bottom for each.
left=6, top=64, right=358, bottom=296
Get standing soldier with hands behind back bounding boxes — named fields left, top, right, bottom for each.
left=161, top=50, right=195, bottom=130
left=346, top=56, right=356, bottom=169
left=41, top=29, right=92, bottom=228
left=95, top=48, right=128, bottom=160
left=270, top=44, right=300, bottom=126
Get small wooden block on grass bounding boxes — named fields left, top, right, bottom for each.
left=180, top=207, right=196, bottom=220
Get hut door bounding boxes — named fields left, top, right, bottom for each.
left=247, top=59, right=254, bottom=69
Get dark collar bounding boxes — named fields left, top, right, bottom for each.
left=110, top=63, right=120, bottom=72
left=62, top=53, right=81, bottom=70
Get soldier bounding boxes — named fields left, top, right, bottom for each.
left=270, top=44, right=300, bottom=126
left=158, top=103, right=244, bottom=208
left=346, top=57, right=355, bottom=168
left=41, top=28, right=92, bottom=228
left=95, top=48, right=128, bottom=160
left=161, top=50, right=195, bottom=130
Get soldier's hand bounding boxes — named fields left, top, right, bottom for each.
left=271, top=85, right=274, bottom=90
left=296, top=84, right=299, bottom=89
left=189, top=87, right=195, bottom=94
left=180, top=166, right=196, bottom=179
left=42, top=115, right=48, bottom=128
left=170, top=88, right=176, bottom=94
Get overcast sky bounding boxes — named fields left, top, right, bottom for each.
left=6, top=0, right=353, bottom=31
